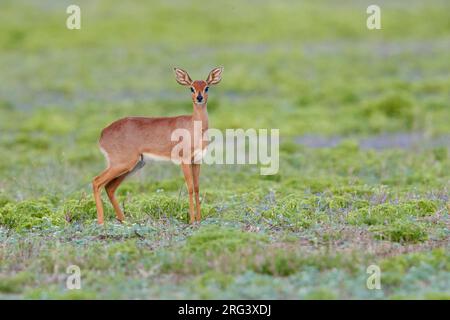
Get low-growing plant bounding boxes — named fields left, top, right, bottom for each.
left=0, top=198, right=63, bottom=231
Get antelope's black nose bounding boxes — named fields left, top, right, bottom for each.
left=197, top=95, right=203, bottom=102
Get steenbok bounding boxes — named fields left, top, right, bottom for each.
left=92, top=67, right=224, bottom=224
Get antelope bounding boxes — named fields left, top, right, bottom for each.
left=92, top=67, right=224, bottom=224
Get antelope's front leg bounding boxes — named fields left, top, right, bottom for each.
left=192, top=163, right=201, bottom=221
left=181, top=163, right=196, bottom=223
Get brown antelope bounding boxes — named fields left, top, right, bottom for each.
left=92, top=67, right=223, bottom=224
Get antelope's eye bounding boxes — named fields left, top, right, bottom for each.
left=205, top=87, right=209, bottom=93
left=190, top=87, right=195, bottom=93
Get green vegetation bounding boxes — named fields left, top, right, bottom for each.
left=0, top=0, right=449, bottom=299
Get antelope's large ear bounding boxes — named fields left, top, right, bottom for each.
left=174, top=67, right=193, bottom=86
left=206, top=66, right=224, bottom=85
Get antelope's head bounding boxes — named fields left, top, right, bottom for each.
left=174, top=67, right=223, bottom=106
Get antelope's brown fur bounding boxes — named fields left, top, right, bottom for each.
left=92, top=67, right=223, bottom=224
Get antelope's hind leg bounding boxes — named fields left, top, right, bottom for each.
left=105, top=173, right=128, bottom=222
left=105, top=156, right=146, bottom=222
left=92, top=161, right=138, bottom=224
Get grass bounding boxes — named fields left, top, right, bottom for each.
left=0, top=0, right=449, bottom=299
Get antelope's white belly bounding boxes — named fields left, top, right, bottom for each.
left=142, top=152, right=171, bottom=162
left=142, top=147, right=208, bottom=165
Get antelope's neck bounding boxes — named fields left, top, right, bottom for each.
left=192, top=103, right=209, bottom=132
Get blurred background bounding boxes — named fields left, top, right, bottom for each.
left=1, top=0, right=449, bottom=194
left=1, top=0, right=449, bottom=179
left=0, top=0, right=449, bottom=299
